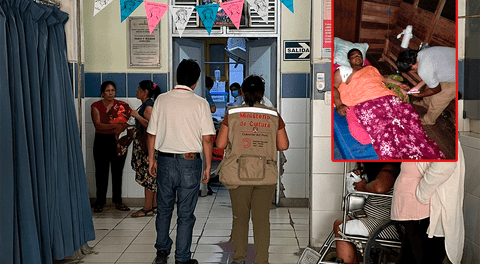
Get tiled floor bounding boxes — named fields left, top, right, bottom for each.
left=64, top=184, right=308, bottom=264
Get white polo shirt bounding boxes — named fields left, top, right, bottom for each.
left=147, top=85, right=215, bottom=153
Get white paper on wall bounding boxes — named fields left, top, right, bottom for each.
left=246, top=0, right=269, bottom=23
left=170, top=6, right=194, bottom=38
left=93, top=0, right=114, bottom=17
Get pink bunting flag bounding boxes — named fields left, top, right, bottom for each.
left=144, top=1, right=169, bottom=34
left=219, top=0, right=244, bottom=30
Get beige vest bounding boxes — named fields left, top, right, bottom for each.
left=219, top=104, right=279, bottom=189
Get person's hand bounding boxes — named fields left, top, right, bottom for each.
left=149, top=158, right=157, bottom=178
left=399, top=83, right=410, bottom=91
left=113, top=123, right=127, bottom=134
left=408, top=92, right=422, bottom=98
left=131, top=110, right=139, bottom=119
left=353, top=178, right=367, bottom=192
left=336, top=104, right=349, bottom=116
left=202, top=167, right=211, bottom=184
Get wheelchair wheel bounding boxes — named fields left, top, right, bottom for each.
left=363, top=220, right=404, bottom=264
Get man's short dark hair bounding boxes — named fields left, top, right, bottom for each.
left=176, top=59, right=201, bottom=87
left=397, top=49, right=418, bottom=72
left=347, top=48, right=363, bottom=60
left=205, top=76, right=214, bottom=89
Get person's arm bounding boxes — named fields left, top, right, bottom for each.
left=416, top=162, right=456, bottom=204
left=276, top=128, right=289, bottom=151
left=202, top=135, right=214, bottom=183
left=410, top=83, right=442, bottom=98
left=131, top=105, right=153, bottom=128
left=382, top=75, right=410, bottom=90
left=354, top=164, right=398, bottom=193
left=91, top=105, right=126, bottom=134
left=216, top=124, right=228, bottom=149
left=333, top=70, right=349, bottom=116
left=147, top=133, right=157, bottom=177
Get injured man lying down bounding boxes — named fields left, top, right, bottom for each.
left=333, top=48, right=445, bottom=160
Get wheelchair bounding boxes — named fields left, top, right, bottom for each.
left=298, top=175, right=405, bottom=264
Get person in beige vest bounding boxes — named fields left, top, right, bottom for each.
left=216, top=75, right=289, bottom=264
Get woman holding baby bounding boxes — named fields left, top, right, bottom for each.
left=91, top=80, right=132, bottom=213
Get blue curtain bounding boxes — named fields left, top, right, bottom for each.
left=0, top=0, right=95, bottom=263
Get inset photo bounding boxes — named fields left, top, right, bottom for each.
left=332, top=0, right=457, bottom=161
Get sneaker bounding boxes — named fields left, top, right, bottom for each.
left=175, top=259, right=199, bottom=264
left=154, top=250, right=168, bottom=264
left=231, top=261, right=246, bottom=264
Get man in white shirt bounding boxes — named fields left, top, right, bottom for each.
left=397, top=47, right=456, bottom=125
left=147, top=59, right=215, bottom=264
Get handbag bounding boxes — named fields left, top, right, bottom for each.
left=116, top=128, right=134, bottom=156
left=137, top=125, right=148, bottom=152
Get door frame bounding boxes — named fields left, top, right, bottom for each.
left=168, top=21, right=283, bottom=204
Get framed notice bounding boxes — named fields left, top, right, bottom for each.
left=128, top=17, right=161, bottom=68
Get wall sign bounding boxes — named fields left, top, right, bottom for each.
left=128, top=17, right=161, bottom=68
left=284, top=41, right=310, bottom=61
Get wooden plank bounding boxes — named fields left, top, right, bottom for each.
left=364, top=0, right=402, bottom=6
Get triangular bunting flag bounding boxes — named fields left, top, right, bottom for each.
left=94, top=0, right=114, bottom=17
left=195, top=4, right=219, bottom=35
left=219, top=0, right=244, bottom=30
left=170, top=6, right=195, bottom=38
left=120, top=0, right=144, bottom=22
left=144, top=1, right=169, bottom=34
left=246, top=0, right=269, bottom=23
left=280, top=0, right=294, bottom=13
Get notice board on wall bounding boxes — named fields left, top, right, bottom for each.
left=128, top=17, right=161, bottom=68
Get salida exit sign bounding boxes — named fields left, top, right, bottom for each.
left=284, top=41, right=311, bottom=60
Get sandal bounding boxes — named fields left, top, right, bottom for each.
left=131, top=208, right=154, bottom=217
left=93, top=205, right=103, bottom=213
left=115, top=203, right=130, bottom=211
left=152, top=207, right=158, bottom=214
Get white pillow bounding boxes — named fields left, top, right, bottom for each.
left=334, top=37, right=369, bottom=66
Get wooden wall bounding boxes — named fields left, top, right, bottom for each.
left=358, top=0, right=402, bottom=54
left=353, top=0, right=455, bottom=54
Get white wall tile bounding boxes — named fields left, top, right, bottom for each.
left=310, top=210, right=342, bottom=247
left=127, top=176, right=145, bottom=198
left=463, top=239, right=480, bottom=264
left=312, top=100, right=331, bottom=137
left=458, top=100, right=469, bottom=132
left=86, top=172, right=96, bottom=198
left=458, top=19, right=465, bottom=60
left=306, top=99, right=311, bottom=124
left=464, top=193, right=480, bottom=243
left=280, top=98, right=308, bottom=123
left=285, top=124, right=307, bottom=149
left=311, top=137, right=344, bottom=174
left=283, top=149, right=307, bottom=173
left=86, top=147, right=95, bottom=174
left=311, top=173, right=343, bottom=211
left=282, top=173, right=307, bottom=198
left=463, top=144, right=480, bottom=198
left=127, top=98, right=142, bottom=110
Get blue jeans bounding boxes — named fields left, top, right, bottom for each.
left=154, top=155, right=202, bottom=262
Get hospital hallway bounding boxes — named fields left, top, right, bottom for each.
left=57, top=184, right=308, bottom=264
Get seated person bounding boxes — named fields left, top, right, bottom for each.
left=333, top=162, right=401, bottom=264
left=228, top=82, right=244, bottom=107
left=205, top=76, right=216, bottom=113
left=333, top=48, right=445, bottom=160
left=228, top=81, right=274, bottom=107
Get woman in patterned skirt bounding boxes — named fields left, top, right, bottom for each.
left=131, top=80, right=160, bottom=217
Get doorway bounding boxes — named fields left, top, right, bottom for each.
left=172, top=37, right=278, bottom=119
